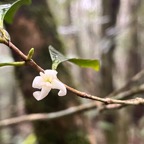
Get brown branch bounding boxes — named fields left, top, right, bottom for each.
left=5, top=41, right=44, bottom=73
left=112, top=84, right=144, bottom=100
left=0, top=82, right=144, bottom=127
left=108, top=69, right=144, bottom=97
left=66, top=84, right=144, bottom=105
left=0, top=100, right=130, bottom=127
left=0, top=39, right=144, bottom=127
left=0, top=101, right=127, bottom=127
left=0, top=102, right=98, bottom=127
left=2, top=40, right=144, bottom=105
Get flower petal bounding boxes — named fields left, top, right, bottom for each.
left=39, top=72, right=45, bottom=79
left=33, top=87, right=51, bottom=101
left=52, top=79, right=67, bottom=96
left=32, top=76, right=43, bottom=89
left=33, top=91, right=42, bottom=101
left=32, top=69, right=66, bottom=100
left=44, top=70, right=57, bottom=79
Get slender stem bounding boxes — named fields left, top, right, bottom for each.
left=4, top=41, right=44, bottom=73
left=0, top=102, right=97, bottom=127
left=1, top=84, right=144, bottom=127
left=0, top=61, right=25, bottom=67
left=2, top=40, right=144, bottom=105
left=0, top=40, right=144, bottom=127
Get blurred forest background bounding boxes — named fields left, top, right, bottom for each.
left=0, top=0, right=144, bottom=144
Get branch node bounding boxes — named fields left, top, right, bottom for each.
left=105, top=98, right=112, bottom=104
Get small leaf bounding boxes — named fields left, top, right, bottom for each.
left=49, top=45, right=68, bottom=70
left=0, top=61, right=25, bottom=67
left=0, top=4, right=11, bottom=27
left=48, top=46, right=100, bottom=71
left=68, top=58, right=100, bottom=71
left=27, top=48, right=34, bottom=60
left=23, top=133, right=37, bottom=144
left=4, top=0, right=32, bottom=24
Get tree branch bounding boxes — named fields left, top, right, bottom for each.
left=0, top=102, right=98, bottom=127
left=0, top=83, right=144, bottom=127
left=0, top=101, right=127, bottom=127
left=108, top=69, right=144, bottom=98
left=2, top=40, right=144, bottom=105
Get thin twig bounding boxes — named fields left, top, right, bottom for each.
left=112, top=84, right=144, bottom=100
left=108, top=69, right=144, bottom=97
left=0, top=84, right=144, bottom=127
left=2, top=40, right=144, bottom=105
left=66, top=84, right=144, bottom=105
left=0, top=102, right=127, bottom=127
left=5, top=41, right=44, bottom=73
left=0, top=102, right=98, bottom=127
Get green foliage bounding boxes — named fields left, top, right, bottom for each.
left=0, top=61, right=25, bottom=67
left=0, top=4, right=11, bottom=27
left=69, top=58, right=100, bottom=71
left=49, top=45, right=68, bottom=70
left=23, top=133, right=37, bottom=144
left=0, top=0, right=31, bottom=28
left=0, top=0, right=32, bottom=43
left=27, top=48, right=34, bottom=60
left=4, top=0, right=31, bottom=24
left=49, top=45, right=100, bottom=71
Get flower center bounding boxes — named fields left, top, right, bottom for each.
left=45, top=77, right=52, bottom=83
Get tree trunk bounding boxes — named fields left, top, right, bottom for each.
left=6, top=0, right=89, bottom=143
left=98, top=1, right=120, bottom=144
left=114, top=0, right=141, bottom=143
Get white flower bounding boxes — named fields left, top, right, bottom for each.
left=32, top=69, right=67, bottom=101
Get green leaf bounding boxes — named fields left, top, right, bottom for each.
left=0, top=4, right=11, bottom=27
left=0, top=0, right=32, bottom=27
left=4, top=0, right=32, bottom=24
left=0, top=61, right=25, bottom=67
left=48, top=46, right=100, bottom=71
left=23, top=133, right=37, bottom=144
left=68, top=58, right=100, bottom=71
left=49, top=45, right=68, bottom=70
left=27, top=48, right=34, bottom=60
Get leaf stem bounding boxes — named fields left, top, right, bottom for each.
left=0, top=61, right=25, bottom=67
